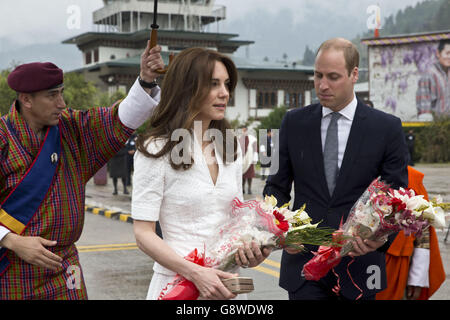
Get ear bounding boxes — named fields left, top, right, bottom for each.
left=18, top=93, right=33, bottom=110
left=351, top=67, right=359, bottom=84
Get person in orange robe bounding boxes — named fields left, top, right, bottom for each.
left=376, top=166, right=446, bottom=300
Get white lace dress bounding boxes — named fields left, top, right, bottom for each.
left=131, top=135, right=244, bottom=300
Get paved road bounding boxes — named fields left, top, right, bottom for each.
left=79, top=164, right=450, bottom=300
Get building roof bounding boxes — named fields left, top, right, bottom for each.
left=62, top=29, right=254, bottom=47
left=231, top=56, right=314, bottom=74
left=361, top=29, right=450, bottom=46
left=69, top=52, right=315, bottom=75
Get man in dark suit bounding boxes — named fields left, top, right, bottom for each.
left=263, top=38, right=409, bottom=300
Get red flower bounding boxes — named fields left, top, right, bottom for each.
left=273, top=210, right=289, bottom=232
left=389, top=197, right=406, bottom=212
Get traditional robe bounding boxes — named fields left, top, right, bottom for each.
left=376, top=166, right=446, bottom=300
left=0, top=101, right=133, bottom=299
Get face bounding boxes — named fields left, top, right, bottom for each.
left=437, top=44, right=450, bottom=69
left=195, top=61, right=230, bottom=123
left=314, top=49, right=358, bottom=111
left=21, top=86, right=66, bottom=129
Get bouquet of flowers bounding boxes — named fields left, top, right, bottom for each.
left=159, top=195, right=338, bottom=300
left=207, top=196, right=338, bottom=272
left=302, top=177, right=448, bottom=283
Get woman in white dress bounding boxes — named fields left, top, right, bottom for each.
left=132, top=48, right=271, bottom=300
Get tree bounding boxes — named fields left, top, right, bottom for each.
left=258, top=106, right=288, bottom=130
left=0, top=69, right=17, bottom=116
left=63, top=72, right=98, bottom=110
left=96, top=89, right=127, bottom=108
left=302, top=45, right=315, bottom=66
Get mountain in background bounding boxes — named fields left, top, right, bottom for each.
left=0, top=41, right=82, bottom=71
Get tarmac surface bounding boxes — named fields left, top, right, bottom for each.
left=84, top=163, right=450, bottom=300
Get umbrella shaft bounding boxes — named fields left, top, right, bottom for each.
left=153, top=0, right=158, bottom=27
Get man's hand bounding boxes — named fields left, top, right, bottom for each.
left=347, top=236, right=387, bottom=258
left=283, top=245, right=304, bottom=255
left=140, top=41, right=165, bottom=84
left=235, top=241, right=271, bottom=268
left=406, top=285, right=422, bottom=300
left=0, top=233, right=62, bottom=270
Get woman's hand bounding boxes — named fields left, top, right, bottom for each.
left=188, top=266, right=238, bottom=300
left=235, top=241, right=272, bottom=268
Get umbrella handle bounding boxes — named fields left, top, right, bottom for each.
left=150, top=29, right=174, bottom=74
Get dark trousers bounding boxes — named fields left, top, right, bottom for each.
left=288, top=279, right=375, bottom=301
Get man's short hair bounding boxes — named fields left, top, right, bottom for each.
left=438, top=39, right=450, bottom=53
left=316, top=38, right=360, bottom=76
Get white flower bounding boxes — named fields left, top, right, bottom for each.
left=390, top=189, right=410, bottom=204
left=353, top=210, right=380, bottom=232
left=300, top=211, right=310, bottom=222
left=378, top=204, right=393, bottom=216
left=261, top=195, right=277, bottom=212
left=405, top=195, right=429, bottom=212
left=279, top=207, right=294, bottom=220
left=423, top=206, right=446, bottom=229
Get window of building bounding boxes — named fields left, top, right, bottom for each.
left=85, top=51, right=92, bottom=65
left=257, top=90, right=278, bottom=108
left=94, top=49, right=99, bottom=63
left=285, top=91, right=304, bottom=108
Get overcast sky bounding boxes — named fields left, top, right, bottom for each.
left=0, top=0, right=428, bottom=67
left=0, top=0, right=426, bottom=44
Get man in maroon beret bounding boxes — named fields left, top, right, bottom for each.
left=0, top=42, right=164, bottom=299
left=5, top=62, right=66, bottom=138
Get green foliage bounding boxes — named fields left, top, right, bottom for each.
left=414, top=117, right=450, bottom=163
left=0, top=69, right=16, bottom=116
left=95, top=89, right=126, bottom=108
left=228, top=116, right=243, bottom=130
left=63, top=72, right=98, bottom=110
left=257, top=106, right=288, bottom=130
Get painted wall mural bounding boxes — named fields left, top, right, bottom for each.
left=368, top=39, right=449, bottom=122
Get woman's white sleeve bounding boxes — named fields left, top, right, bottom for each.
left=131, top=149, right=165, bottom=221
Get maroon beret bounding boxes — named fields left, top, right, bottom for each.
left=7, top=62, right=63, bottom=93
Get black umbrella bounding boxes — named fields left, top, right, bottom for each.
left=150, top=0, right=173, bottom=74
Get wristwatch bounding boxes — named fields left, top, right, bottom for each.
left=138, top=76, right=158, bottom=89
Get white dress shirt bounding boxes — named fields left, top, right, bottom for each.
left=0, top=78, right=160, bottom=245
left=321, top=94, right=358, bottom=168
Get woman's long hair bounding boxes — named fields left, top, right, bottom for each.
left=136, top=47, right=239, bottom=170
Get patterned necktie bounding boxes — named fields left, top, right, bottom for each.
left=323, top=112, right=341, bottom=196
